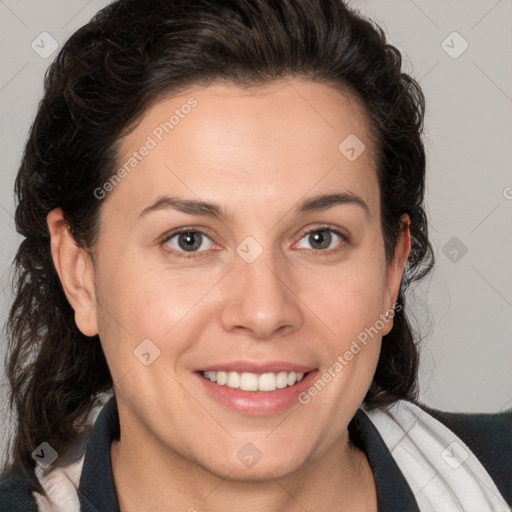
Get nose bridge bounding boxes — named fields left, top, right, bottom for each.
left=220, top=236, right=302, bottom=338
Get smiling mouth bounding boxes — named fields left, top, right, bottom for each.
left=200, top=370, right=308, bottom=392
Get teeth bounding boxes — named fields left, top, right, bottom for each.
left=240, top=372, right=258, bottom=391
left=202, top=370, right=306, bottom=391
left=258, top=372, right=276, bottom=392
left=287, top=371, right=297, bottom=385
left=276, top=371, right=288, bottom=389
left=227, top=372, right=240, bottom=388
left=204, top=371, right=217, bottom=382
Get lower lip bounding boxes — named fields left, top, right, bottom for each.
left=195, top=370, right=318, bottom=416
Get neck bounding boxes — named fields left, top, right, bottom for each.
left=110, top=423, right=377, bottom=512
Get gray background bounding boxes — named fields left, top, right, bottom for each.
left=1, top=0, right=511, bottom=463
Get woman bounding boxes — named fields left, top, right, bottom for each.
left=1, top=0, right=510, bottom=510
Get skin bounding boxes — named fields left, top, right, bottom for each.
left=47, top=79, right=410, bottom=512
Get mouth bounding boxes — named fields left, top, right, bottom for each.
left=200, top=370, right=306, bottom=392
left=194, top=364, right=318, bottom=416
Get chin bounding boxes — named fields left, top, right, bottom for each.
left=209, top=460, right=303, bottom=483
left=197, top=447, right=309, bottom=483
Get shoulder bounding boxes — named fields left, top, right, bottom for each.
left=416, top=401, right=512, bottom=506
left=0, top=466, right=40, bottom=511
left=0, top=393, right=113, bottom=512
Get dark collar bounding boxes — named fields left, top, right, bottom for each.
left=77, top=397, right=419, bottom=512
left=349, top=408, right=420, bottom=511
left=78, top=396, right=121, bottom=512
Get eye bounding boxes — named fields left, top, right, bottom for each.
left=161, top=225, right=348, bottom=260
left=295, top=226, right=348, bottom=253
left=162, top=229, right=215, bottom=259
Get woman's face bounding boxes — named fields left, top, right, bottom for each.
left=79, top=80, right=409, bottom=479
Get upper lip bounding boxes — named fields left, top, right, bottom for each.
left=196, top=361, right=315, bottom=374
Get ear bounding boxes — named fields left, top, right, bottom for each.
left=47, top=208, right=98, bottom=337
left=381, top=213, right=411, bottom=336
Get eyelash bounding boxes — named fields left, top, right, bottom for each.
left=161, top=224, right=349, bottom=260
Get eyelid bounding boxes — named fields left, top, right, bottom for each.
left=160, top=226, right=213, bottom=244
left=295, top=223, right=349, bottom=243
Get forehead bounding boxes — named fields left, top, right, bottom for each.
left=108, top=79, right=380, bottom=222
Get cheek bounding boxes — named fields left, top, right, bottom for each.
left=129, top=267, right=225, bottom=337
left=299, top=255, right=387, bottom=341
left=93, top=257, right=221, bottom=369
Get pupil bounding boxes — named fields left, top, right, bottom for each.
left=310, top=230, right=331, bottom=250
left=179, top=232, right=201, bottom=251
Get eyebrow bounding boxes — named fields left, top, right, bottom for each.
left=137, top=191, right=370, bottom=221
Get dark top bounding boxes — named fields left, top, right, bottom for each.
left=1, top=397, right=511, bottom=511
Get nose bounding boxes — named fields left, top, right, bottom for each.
left=220, top=248, right=303, bottom=340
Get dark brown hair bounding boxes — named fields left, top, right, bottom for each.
left=3, top=0, right=434, bottom=474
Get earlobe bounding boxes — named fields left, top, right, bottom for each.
left=47, top=208, right=99, bottom=337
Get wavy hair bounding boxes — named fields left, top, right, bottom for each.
left=3, top=0, right=434, bottom=474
